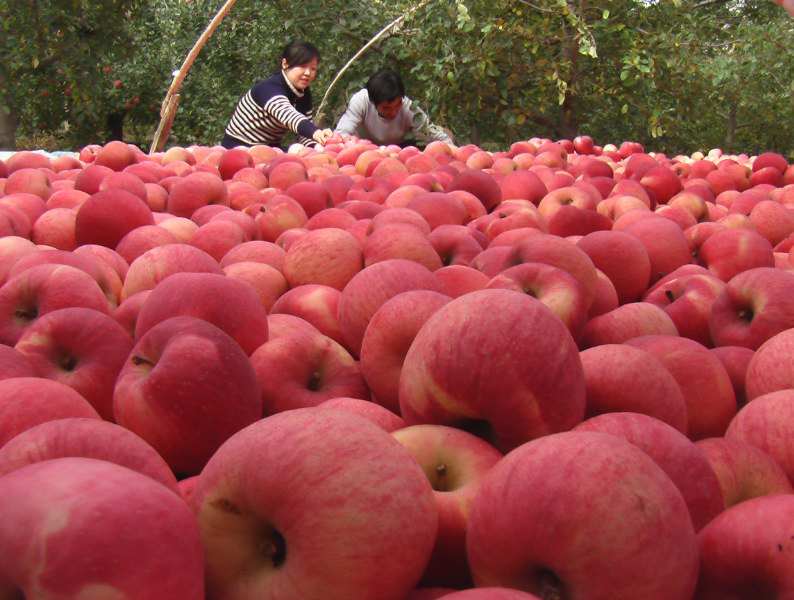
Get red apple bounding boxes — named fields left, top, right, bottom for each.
left=392, top=424, right=503, bottom=589
left=0, top=417, right=179, bottom=494
left=625, top=334, right=737, bottom=440
left=642, top=271, right=727, bottom=347
left=573, top=412, right=724, bottom=531
left=427, top=224, right=487, bottom=267
left=486, top=262, right=588, bottom=340
left=135, top=271, right=268, bottom=355
left=120, top=243, right=223, bottom=301
left=695, top=494, right=794, bottom=598
left=8, top=247, right=121, bottom=308
left=193, top=407, right=438, bottom=599
left=708, top=266, right=794, bottom=350
left=13, top=307, right=133, bottom=421
left=219, top=239, right=286, bottom=271
left=187, top=219, right=249, bottom=262
left=399, top=289, right=585, bottom=452
left=578, top=344, right=688, bottom=433
left=0, top=345, right=36, bottom=381
left=360, top=289, right=452, bottom=414
left=337, top=258, right=442, bottom=358
left=0, top=263, right=110, bottom=346
left=579, top=302, right=679, bottom=348
left=0, top=236, right=38, bottom=287
left=0, top=457, right=204, bottom=598
left=697, top=227, right=775, bottom=282
left=434, top=264, right=490, bottom=298
left=266, top=313, right=322, bottom=339
left=724, top=389, right=794, bottom=486
left=113, top=316, right=261, bottom=476
left=318, top=397, right=405, bottom=432
left=576, top=230, right=652, bottom=304
left=501, top=233, right=599, bottom=309
left=250, top=329, right=369, bottom=415
left=466, top=430, right=699, bottom=599
left=74, top=188, right=155, bottom=249
left=283, top=227, right=363, bottom=290
left=166, top=170, right=229, bottom=218
left=709, top=345, right=755, bottom=408
left=623, top=215, right=694, bottom=283
left=0, top=376, right=101, bottom=447
left=744, top=327, right=794, bottom=402
left=223, top=260, right=288, bottom=312
left=362, top=222, right=444, bottom=271
left=695, top=436, right=794, bottom=509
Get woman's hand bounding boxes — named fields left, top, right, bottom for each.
left=312, top=128, right=334, bottom=145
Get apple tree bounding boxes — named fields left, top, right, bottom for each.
left=0, top=0, right=147, bottom=149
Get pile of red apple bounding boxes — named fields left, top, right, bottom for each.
left=0, top=132, right=793, bottom=599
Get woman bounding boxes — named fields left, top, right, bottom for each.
left=222, top=40, right=333, bottom=150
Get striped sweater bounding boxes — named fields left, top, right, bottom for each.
left=223, top=71, right=319, bottom=148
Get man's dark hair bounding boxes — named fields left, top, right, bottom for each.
left=365, top=70, right=405, bottom=106
left=276, top=40, right=320, bottom=73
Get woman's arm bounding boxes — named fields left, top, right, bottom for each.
left=264, top=95, right=319, bottom=141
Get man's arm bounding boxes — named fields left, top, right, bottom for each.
left=407, top=100, right=454, bottom=145
left=334, top=90, right=369, bottom=137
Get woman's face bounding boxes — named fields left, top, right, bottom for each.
left=282, top=57, right=318, bottom=90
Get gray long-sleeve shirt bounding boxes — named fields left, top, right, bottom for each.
left=334, top=89, right=453, bottom=147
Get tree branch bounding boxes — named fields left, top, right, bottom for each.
left=314, top=0, right=438, bottom=125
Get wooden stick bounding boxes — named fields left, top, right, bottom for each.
left=314, top=0, right=437, bottom=126
left=150, top=94, right=181, bottom=154
left=149, top=0, right=238, bottom=154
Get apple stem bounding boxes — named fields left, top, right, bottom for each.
left=131, top=355, right=156, bottom=367
left=664, top=289, right=675, bottom=303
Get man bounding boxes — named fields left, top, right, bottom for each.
left=334, top=70, right=453, bottom=147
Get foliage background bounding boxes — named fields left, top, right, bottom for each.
left=2, top=0, right=792, bottom=158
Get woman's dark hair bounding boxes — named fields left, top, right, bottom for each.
left=276, top=40, right=321, bottom=73
left=366, top=70, right=405, bottom=106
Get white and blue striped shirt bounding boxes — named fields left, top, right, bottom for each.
left=224, top=71, right=318, bottom=148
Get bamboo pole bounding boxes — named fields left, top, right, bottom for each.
left=149, top=0, right=238, bottom=154
left=314, top=0, right=437, bottom=126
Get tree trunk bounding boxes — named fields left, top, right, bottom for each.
left=106, top=112, right=125, bottom=142
left=471, top=122, right=480, bottom=146
left=558, top=1, right=582, bottom=140
left=724, top=102, right=736, bottom=153
left=0, top=72, right=19, bottom=149
left=0, top=107, right=18, bottom=150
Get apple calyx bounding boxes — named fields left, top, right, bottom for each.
left=306, top=369, right=323, bottom=391
left=738, top=307, right=754, bottom=323
left=522, top=286, right=539, bottom=299
left=14, top=307, right=37, bottom=322
left=433, top=462, right=450, bottom=491
left=538, top=569, right=564, bottom=600
left=258, top=529, right=287, bottom=568
left=58, top=354, right=78, bottom=372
